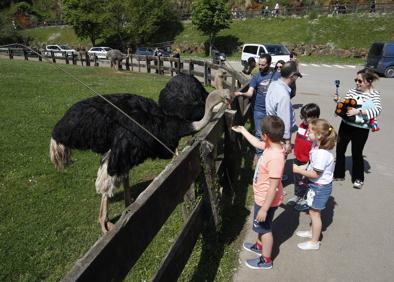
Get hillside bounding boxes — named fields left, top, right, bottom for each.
left=20, top=13, right=394, bottom=61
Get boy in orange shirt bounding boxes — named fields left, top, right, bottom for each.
left=232, top=116, right=285, bottom=269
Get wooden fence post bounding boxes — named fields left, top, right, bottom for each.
left=200, top=140, right=222, bottom=230
left=85, top=51, right=90, bottom=66
left=38, top=50, right=42, bottom=62
left=189, top=61, right=194, bottom=75
left=51, top=51, right=56, bottom=63
left=23, top=49, right=28, bottom=60
left=130, top=54, right=133, bottom=71
left=65, top=54, right=69, bottom=64
left=125, top=56, right=130, bottom=71
left=94, top=55, right=99, bottom=67
left=79, top=52, right=84, bottom=66
left=177, top=58, right=181, bottom=74
left=157, top=57, right=162, bottom=74
left=146, top=57, right=150, bottom=73
left=204, top=61, right=208, bottom=86
left=8, top=48, right=13, bottom=59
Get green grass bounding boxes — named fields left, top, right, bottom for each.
left=176, top=13, right=394, bottom=51
left=0, top=58, right=253, bottom=281
left=20, top=26, right=90, bottom=48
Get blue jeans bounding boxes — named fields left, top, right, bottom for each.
left=254, top=111, right=266, bottom=157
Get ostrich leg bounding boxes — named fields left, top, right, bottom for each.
left=123, top=174, right=133, bottom=207
left=98, top=194, right=115, bottom=233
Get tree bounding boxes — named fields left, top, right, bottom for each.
left=192, top=0, right=231, bottom=55
left=121, top=0, right=180, bottom=47
left=63, top=0, right=105, bottom=46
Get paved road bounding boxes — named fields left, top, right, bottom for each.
left=232, top=63, right=394, bottom=281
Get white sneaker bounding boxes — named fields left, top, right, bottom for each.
left=295, top=230, right=312, bottom=238
left=353, top=180, right=364, bottom=189
left=297, top=241, right=320, bottom=250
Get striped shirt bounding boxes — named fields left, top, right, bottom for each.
left=343, top=88, right=382, bottom=129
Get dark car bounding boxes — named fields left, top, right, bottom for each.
left=135, top=47, right=171, bottom=57
left=366, top=42, right=394, bottom=78
left=212, top=49, right=226, bottom=65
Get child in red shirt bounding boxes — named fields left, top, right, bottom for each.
left=232, top=116, right=285, bottom=269
left=287, top=103, right=320, bottom=211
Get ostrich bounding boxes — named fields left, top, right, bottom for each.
left=106, top=49, right=126, bottom=70
left=212, top=69, right=227, bottom=90
left=159, top=74, right=209, bottom=121
left=50, top=89, right=231, bottom=233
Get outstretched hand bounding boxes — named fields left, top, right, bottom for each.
left=231, top=125, right=245, bottom=133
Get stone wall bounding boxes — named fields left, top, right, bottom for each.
left=287, top=43, right=369, bottom=58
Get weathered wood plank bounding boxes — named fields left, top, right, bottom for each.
left=151, top=199, right=204, bottom=282
left=62, top=142, right=202, bottom=281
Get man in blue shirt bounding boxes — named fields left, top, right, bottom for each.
left=235, top=54, right=276, bottom=163
left=266, top=60, right=301, bottom=155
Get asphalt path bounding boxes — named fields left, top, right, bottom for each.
left=230, top=62, right=394, bottom=282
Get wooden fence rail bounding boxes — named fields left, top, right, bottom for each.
left=0, top=48, right=248, bottom=92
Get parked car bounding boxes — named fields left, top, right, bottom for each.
left=44, top=44, right=77, bottom=58
left=135, top=47, right=171, bottom=57
left=366, top=42, right=394, bottom=78
left=135, top=47, right=154, bottom=57
left=241, top=43, right=290, bottom=67
left=88, top=46, right=112, bottom=59
left=212, top=49, right=226, bottom=65
left=0, top=44, right=37, bottom=57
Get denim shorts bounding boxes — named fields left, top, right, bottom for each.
left=252, top=202, right=277, bottom=234
left=306, top=182, right=332, bottom=210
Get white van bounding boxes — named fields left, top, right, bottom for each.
left=241, top=43, right=291, bottom=67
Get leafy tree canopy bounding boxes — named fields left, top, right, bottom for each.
left=63, top=0, right=105, bottom=46
left=192, top=0, right=231, bottom=52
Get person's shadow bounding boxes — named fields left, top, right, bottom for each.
left=344, top=155, right=371, bottom=176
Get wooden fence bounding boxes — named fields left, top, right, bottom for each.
left=1, top=49, right=253, bottom=281
left=0, top=48, right=249, bottom=92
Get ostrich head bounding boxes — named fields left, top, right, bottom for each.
left=176, top=88, right=232, bottom=137
left=212, top=69, right=227, bottom=90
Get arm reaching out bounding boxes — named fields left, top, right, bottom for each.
left=232, top=126, right=265, bottom=150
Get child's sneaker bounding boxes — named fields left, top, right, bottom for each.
left=295, top=230, right=312, bottom=238
left=245, top=256, right=273, bottom=269
left=294, top=199, right=309, bottom=211
left=287, top=195, right=300, bottom=206
left=243, top=242, right=261, bottom=255
left=297, top=241, right=320, bottom=250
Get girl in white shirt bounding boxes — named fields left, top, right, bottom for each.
left=293, top=119, right=337, bottom=250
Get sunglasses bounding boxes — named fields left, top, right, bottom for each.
left=354, top=78, right=363, bottom=84
left=259, top=64, right=267, bottom=66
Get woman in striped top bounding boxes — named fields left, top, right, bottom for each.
left=333, top=68, right=382, bottom=189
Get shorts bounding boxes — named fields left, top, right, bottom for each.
left=306, top=182, right=332, bottom=210
left=252, top=202, right=277, bottom=234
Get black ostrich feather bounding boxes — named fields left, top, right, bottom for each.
left=159, top=74, right=209, bottom=121
left=52, top=93, right=186, bottom=176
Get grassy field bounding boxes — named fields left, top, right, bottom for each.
left=0, top=58, right=253, bottom=281
left=177, top=13, right=394, bottom=50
